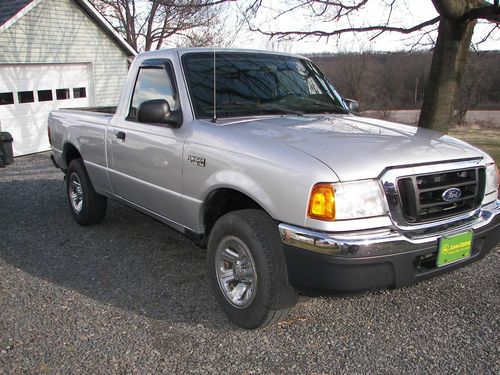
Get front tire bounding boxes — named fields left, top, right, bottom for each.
left=66, top=158, right=107, bottom=226
left=208, top=209, right=297, bottom=329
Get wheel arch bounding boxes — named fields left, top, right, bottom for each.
left=201, top=187, right=270, bottom=240
left=62, top=142, right=82, bottom=170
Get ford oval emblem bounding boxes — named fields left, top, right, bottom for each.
left=442, top=188, right=462, bottom=202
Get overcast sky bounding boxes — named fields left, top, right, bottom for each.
left=225, top=0, right=500, bottom=54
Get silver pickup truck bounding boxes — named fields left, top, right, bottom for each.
left=48, top=48, right=500, bottom=329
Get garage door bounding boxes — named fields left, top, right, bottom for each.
left=0, top=64, right=93, bottom=156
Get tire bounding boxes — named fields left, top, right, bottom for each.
left=208, top=209, right=297, bottom=329
left=66, top=158, right=107, bottom=226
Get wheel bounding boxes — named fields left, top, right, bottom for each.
left=66, top=158, right=107, bottom=226
left=208, top=209, right=297, bottom=329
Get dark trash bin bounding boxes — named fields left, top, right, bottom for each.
left=0, top=132, right=14, bottom=167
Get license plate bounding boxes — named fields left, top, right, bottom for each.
left=437, top=230, right=473, bottom=267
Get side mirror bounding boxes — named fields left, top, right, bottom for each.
left=137, top=99, right=182, bottom=128
left=344, top=99, right=360, bottom=115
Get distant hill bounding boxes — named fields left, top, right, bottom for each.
left=308, top=51, right=500, bottom=112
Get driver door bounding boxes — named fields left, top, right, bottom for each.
left=107, top=59, right=187, bottom=224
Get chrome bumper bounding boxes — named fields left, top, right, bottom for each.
left=279, top=200, right=500, bottom=257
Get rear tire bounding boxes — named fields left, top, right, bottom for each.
left=66, top=158, right=107, bottom=226
left=208, top=209, right=297, bottom=329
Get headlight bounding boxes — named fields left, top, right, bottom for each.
left=308, top=180, right=388, bottom=221
left=483, top=163, right=499, bottom=204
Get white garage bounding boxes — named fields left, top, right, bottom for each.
left=0, top=0, right=136, bottom=156
left=0, top=64, right=92, bottom=155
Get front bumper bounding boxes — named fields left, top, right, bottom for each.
left=279, top=200, right=500, bottom=294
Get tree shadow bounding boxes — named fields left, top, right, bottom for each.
left=0, top=157, right=233, bottom=329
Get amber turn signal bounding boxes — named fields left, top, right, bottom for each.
left=308, top=183, right=335, bottom=221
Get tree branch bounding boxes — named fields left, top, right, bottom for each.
left=249, top=16, right=440, bottom=40
left=432, top=0, right=500, bottom=22
left=157, top=0, right=235, bottom=8
left=463, top=4, right=500, bottom=22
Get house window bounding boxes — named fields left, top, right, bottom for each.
left=38, top=90, right=53, bottom=102
left=73, top=87, right=86, bottom=98
left=56, top=89, right=70, bottom=100
left=0, top=92, right=14, bottom=105
left=18, top=91, right=34, bottom=103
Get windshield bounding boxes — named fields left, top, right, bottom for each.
left=182, top=52, right=347, bottom=119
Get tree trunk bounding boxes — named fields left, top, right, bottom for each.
left=418, top=17, right=476, bottom=133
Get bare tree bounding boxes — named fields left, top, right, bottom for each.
left=310, top=50, right=500, bottom=113
left=89, top=0, right=233, bottom=51
left=333, top=52, right=370, bottom=101
left=174, top=5, right=243, bottom=48
left=245, top=0, right=500, bottom=133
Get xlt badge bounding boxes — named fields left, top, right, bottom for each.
left=187, top=155, right=206, bottom=167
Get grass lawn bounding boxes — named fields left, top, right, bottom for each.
left=449, top=127, right=500, bottom=164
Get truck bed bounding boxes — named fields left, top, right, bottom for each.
left=60, top=106, right=117, bottom=114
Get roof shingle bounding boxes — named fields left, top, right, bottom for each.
left=0, top=0, right=35, bottom=27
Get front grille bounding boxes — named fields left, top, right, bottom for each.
left=396, top=167, right=485, bottom=223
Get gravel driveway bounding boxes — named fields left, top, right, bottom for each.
left=1, top=153, right=499, bottom=374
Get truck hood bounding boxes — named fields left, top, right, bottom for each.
left=221, top=115, right=485, bottom=181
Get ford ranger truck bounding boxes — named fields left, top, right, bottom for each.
left=48, top=48, right=500, bottom=329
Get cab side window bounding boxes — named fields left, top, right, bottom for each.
left=129, top=64, right=178, bottom=120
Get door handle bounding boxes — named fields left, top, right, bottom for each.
left=115, top=131, right=126, bottom=141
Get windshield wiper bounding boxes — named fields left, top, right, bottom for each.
left=299, top=98, right=350, bottom=114
left=213, top=102, right=304, bottom=117
left=258, top=103, right=304, bottom=116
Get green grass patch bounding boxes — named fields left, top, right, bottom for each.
left=449, top=128, right=500, bottom=164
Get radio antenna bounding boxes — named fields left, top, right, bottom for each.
left=212, top=49, right=217, bottom=124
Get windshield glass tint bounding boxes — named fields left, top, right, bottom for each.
left=182, top=52, right=346, bottom=119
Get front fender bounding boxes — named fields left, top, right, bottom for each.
left=180, top=127, right=337, bottom=233
left=203, top=170, right=276, bottom=213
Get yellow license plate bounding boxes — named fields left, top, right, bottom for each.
left=437, top=230, right=473, bottom=267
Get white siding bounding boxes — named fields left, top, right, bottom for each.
left=0, top=0, right=129, bottom=106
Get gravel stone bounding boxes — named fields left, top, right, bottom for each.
left=0, top=152, right=499, bottom=374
